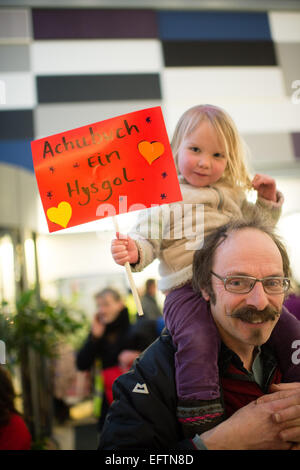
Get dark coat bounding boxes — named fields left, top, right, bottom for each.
left=98, top=328, right=281, bottom=450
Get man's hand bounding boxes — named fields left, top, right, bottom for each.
left=91, top=313, right=106, bottom=339
left=256, top=383, right=300, bottom=449
left=111, top=232, right=139, bottom=265
left=252, top=173, right=277, bottom=202
left=118, top=350, right=141, bottom=371
left=200, top=395, right=300, bottom=450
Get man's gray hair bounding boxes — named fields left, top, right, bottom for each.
left=95, top=287, right=122, bottom=302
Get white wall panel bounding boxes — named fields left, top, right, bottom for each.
left=17, top=168, right=40, bottom=231
left=34, top=99, right=162, bottom=138
left=269, top=12, right=300, bottom=42
left=163, top=98, right=300, bottom=137
left=0, top=72, right=36, bottom=109
left=242, top=133, right=295, bottom=164
left=162, top=67, right=286, bottom=103
left=0, top=164, right=19, bottom=227
left=31, top=39, right=163, bottom=75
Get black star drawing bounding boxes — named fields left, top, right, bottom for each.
left=161, top=172, right=168, bottom=178
left=160, top=193, right=167, bottom=200
left=46, top=191, right=53, bottom=199
left=146, top=116, right=152, bottom=123
left=49, top=166, right=55, bottom=173
left=73, top=162, right=80, bottom=168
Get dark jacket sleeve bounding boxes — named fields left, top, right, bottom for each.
left=98, top=332, right=195, bottom=450
left=76, top=333, right=104, bottom=371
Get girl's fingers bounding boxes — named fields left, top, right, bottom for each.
left=252, top=175, right=262, bottom=188
left=111, top=245, right=128, bottom=255
left=111, top=239, right=128, bottom=248
left=114, top=255, right=130, bottom=264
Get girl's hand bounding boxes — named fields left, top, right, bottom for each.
left=111, top=232, right=139, bottom=265
left=252, top=173, right=277, bottom=202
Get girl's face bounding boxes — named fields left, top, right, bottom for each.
left=177, top=119, right=228, bottom=187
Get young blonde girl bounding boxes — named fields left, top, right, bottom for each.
left=111, top=104, right=286, bottom=436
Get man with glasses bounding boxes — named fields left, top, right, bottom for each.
left=99, top=215, right=300, bottom=450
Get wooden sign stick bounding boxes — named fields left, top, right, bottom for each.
left=113, top=216, right=144, bottom=316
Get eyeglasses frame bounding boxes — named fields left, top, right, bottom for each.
left=210, top=271, right=290, bottom=295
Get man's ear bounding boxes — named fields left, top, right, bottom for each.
left=201, top=289, right=210, bottom=301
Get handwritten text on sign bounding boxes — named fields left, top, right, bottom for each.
left=31, top=107, right=182, bottom=233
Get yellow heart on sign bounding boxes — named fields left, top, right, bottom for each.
left=47, top=201, right=72, bottom=229
left=138, top=140, right=165, bottom=165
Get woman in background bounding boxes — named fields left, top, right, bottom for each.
left=0, top=365, right=31, bottom=450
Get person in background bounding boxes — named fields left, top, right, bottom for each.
left=76, top=287, right=157, bottom=431
left=141, top=279, right=162, bottom=321
left=284, top=282, right=300, bottom=321
left=0, top=365, right=31, bottom=450
left=124, top=288, right=138, bottom=324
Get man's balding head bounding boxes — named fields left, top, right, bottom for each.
left=192, top=214, right=291, bottom=351
left=192, top=215, right=290, bottom=305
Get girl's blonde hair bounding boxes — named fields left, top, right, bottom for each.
left=171, top=104, right=252, bottom=192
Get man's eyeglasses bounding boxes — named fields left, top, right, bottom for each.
left=210, top=271, right=290, bottom=295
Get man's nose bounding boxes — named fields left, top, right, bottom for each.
left=245, top=281, right=269, bottom=310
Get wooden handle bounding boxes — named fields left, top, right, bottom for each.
left=113, top=216, right=144, bottom=316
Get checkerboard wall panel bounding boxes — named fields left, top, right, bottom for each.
left=269, top=12, right=300, bottom=42
left=0, top=45, right=30, bottom=72
left=0, top=9, right=31, bottom=44
left=34, top=100, right=162, bottom=138
left=162, top=41, right=277, bottom=67
left=32, top=8, right=158, bottom=39
left=275, top=43, right=300, bottom=94
left=292, top=133, right=300, bottom=158
left=157, top=11, right=272, bottom=40
left=36, top=74, right=162, bottom=103
left=0, top=7, right=300, bottom=173
left=31, top=40, right=163, bottom=75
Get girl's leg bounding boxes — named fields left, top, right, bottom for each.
left=267, top=306, right=300, bottom=382
left=163, top=283, right=223, bottom=436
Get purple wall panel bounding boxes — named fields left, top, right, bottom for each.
left=32, top=8, right=158, bottom=39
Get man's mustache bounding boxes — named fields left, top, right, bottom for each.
left=227, top=305, right=280, bottom=322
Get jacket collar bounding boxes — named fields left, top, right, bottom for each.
left=219, top=342, right=278, bottom=392
left=162, top=327, right=278, bottom=392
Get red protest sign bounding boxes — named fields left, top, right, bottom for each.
left=31, top=107, right=182, bottom=233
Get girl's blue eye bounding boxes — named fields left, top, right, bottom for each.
left=213, top=153, right=224, bottom=158
left=190, top=147, right=200, bottom=152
